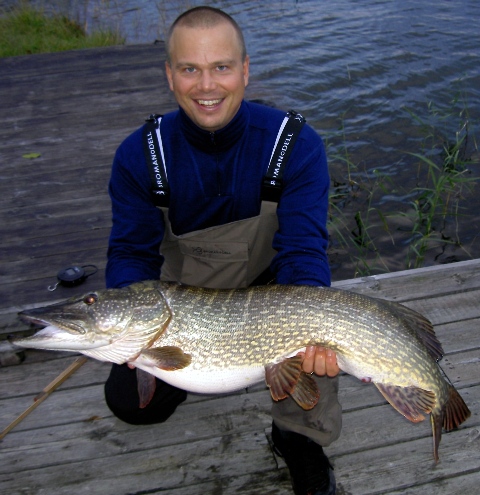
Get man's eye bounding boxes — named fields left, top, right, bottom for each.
left=184, top=67, right=196, bottom=73
left=217, top=65, right=228, bottom=71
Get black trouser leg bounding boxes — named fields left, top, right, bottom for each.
left=104, top=363, right=187, bottom=425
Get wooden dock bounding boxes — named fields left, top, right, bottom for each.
left=1, top=46, right=479, bottom=494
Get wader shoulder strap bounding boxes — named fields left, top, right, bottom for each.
left=143, top=110, right=306, bottom=206
left=261, top=110, right=306, bottom=202
left=143, top=114, right=170, bottom=207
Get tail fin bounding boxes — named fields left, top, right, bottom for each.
left=430, top=385, right=471, bottom=462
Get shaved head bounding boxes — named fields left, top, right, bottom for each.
left=166, top=6, right=247, bottom=63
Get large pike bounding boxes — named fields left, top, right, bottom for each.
left=13, top=281, right=470, bottom=461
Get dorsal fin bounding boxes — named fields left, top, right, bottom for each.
left=381, top=300, right=444, bottom=361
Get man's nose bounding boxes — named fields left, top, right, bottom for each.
left=197, top=70, right=217, bottom=92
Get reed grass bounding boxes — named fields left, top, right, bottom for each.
left=327, top=95, right=478, bottom=277
left=0, top=3, right=124, bottom=57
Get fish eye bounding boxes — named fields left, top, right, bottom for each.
left=83, top=293, right=98, bottom=305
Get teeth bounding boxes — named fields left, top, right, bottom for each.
left=198, top=99, right=221, bottom=106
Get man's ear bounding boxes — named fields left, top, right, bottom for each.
left=165, top=61, right=174, bottom=92
left=243, top=55, right=250, bottom=87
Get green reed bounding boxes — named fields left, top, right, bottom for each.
left=402, top=98, right=477, bottom=268
left=327, top=94, right=478, bottom=277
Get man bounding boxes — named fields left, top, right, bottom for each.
left=105, top=6, right=339, bottom=495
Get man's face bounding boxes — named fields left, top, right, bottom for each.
left=166, top=22, right=249, bottom=132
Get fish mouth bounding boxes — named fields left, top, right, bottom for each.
left=11, top=320, right=105, bottom=351
left=19, top=311, right=86, bottom=335
left=10, top=324, right=93, bottom=351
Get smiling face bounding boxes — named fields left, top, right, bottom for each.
left=165, top=22, right=249, bottom=132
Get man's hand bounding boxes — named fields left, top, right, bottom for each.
left=300, top=346, right=339, bottom=377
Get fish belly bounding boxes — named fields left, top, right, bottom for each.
left=135, top=363, right=266, bottom=395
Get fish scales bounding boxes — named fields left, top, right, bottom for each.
left=14, top=280, right=471, bottom=461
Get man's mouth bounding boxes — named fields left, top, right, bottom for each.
left=197, top=99, right=223, bottom=107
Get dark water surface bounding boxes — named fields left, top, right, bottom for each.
left=38, top=1, right=480, bottom=279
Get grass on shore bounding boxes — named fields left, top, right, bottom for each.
left=0, top=4, right=124, bottom=57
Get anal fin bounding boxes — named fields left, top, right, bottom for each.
left=375, top=382, right=436, bottom=423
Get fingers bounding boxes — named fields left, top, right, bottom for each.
left=301, top=346, right=340, bottom=377
left=324, top=348, right=340, bottom=377
left=301, top=346, right=316, bottom=374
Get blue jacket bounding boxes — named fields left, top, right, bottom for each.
left=106, top=100, right=331, bottom=288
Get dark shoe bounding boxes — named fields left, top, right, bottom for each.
left=271, top=422, right=336, bottom=495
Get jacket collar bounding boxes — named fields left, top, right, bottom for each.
left=178, top=100, right=248, bottom=153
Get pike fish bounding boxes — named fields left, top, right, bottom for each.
left=13, top=281, right=470, bottom=461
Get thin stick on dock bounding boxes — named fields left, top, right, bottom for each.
left=0, top=356, right=88, bottom=441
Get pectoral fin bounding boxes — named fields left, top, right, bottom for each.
left=290, top=372, right=320, bottom=410
left=265, top=356, right=320, bottom=410
left=375, top=382, right=436, bottom=423
left=140, top=346, right=192, bottom=371
left=136, top=368, right=156, bottom=409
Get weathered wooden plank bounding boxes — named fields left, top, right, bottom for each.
left=0, top=246, right=107, bottom=285
left=333, top=259, right=480, bottom=302
left=383, top=472, right=480, bottom=495
left=144, top=470, right=294, bottom=495
left=403, top=289, right=480, bottom=326
left=0, top=178, right=109, bottom=209
left=0, top=397, right=272, bottom=474
left=331, top=384, right=479, bottom=457
left=2, top=379, right=477, bottom=476
left=0, top=158, right=110, bottom=184
left=1, top=392, right=477, bottom=495
left=0, top=196, right=111, bottom=227
left=0, top=228, right=110, bottom=263
left=434, top=318, right=480, bottom=354
left=332, top=425, right=480, bottom=495
left=0, top=46, right=174, bottom=123
left=0, top=355, right=108, bottom=400
left=0, top=44, right=168, bottom=77
left=0, top=429, right=278, bottom=495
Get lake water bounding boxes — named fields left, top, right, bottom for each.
left=34, top=0, right=480, bottom=279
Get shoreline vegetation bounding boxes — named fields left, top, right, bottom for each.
left=0, top=3, right=124, bottom=57
left=1, top=3, right=478, bottom=279
left=327, top=96, right=479, bottom=277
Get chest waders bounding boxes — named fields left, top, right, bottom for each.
left=143, top=110, right=305, bottom=289
left=142, top=110, right=342, bottom=446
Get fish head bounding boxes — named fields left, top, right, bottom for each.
left=12, top=281, right=172, bottom=357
